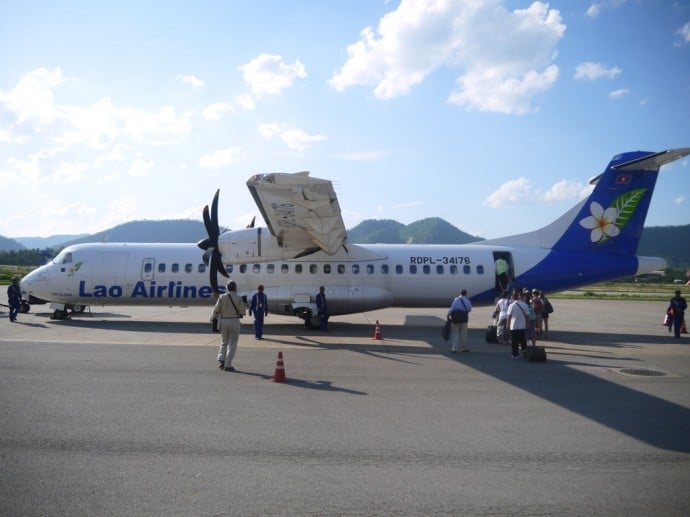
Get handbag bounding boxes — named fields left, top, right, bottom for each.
left=450, top=310, right=468, bottom=323
left=544, top=299, right=554, bottom=314
left=442, top=319, right=451, bottom=341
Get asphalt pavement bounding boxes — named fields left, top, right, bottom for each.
left=1, top=299, right=689, bottom=516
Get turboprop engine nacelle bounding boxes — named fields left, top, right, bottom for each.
left=217, top=228, right=318, bottom=264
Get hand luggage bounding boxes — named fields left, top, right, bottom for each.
left=485, top=325, right=498, bottom=343
left=525, top=345, right=547, bottom=362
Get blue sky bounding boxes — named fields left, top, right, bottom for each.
left=1, top=0, right=689, bottom=240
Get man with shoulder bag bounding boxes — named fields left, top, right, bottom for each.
left=448, top=288, right=472, bottom=353
left=211, top=280, right=247, bottom=371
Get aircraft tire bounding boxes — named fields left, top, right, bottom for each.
left=20, top=302, right=30, bottom=313
left=70, top=305, right=86, bottom=314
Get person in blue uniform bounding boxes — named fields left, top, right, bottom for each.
left=316, top=286, right=329, bottom=331
left=668, top=290, right=687, bottom=339
left=249, top=284, right=268, bottom=339
left=7, top=277, right=21, bottom=322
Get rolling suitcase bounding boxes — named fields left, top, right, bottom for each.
left=525, top=345, right=547, bottom=362
left=485, top=325, right=498, bottom=343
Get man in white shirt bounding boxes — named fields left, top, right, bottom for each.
left=507, top=292, right=530, bottom=359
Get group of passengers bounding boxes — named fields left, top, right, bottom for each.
left=491, top=288, right=553, bottom=357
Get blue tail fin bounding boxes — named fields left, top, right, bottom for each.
left=552, top=149, right=689, bottom=255
left=483, top=148, right=689, bottom=255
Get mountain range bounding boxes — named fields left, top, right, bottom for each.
left=1, top=219, right=688, bottom=267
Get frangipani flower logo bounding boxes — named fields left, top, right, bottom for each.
left=67, top=261, right=83, bottom=277
left=579, top=188, right=647, bottom=244
left=580, top=202, right=620, bottom=243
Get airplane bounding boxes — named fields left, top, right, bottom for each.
left=20, top=147, right=689, bottom=326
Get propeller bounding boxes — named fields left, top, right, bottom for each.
left=197, top=189, right=228, bottom=294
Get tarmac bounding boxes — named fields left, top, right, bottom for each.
left=1, top=299, right=689, bottom=516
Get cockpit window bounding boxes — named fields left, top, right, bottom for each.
left=53, top=251, right=73, bottom=264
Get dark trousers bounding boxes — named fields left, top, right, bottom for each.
left=9, top=301, right=20, bottom=321
left=253, top=314, right=265, bottom=338
left=511, top=328, right=527, bottom=357
left=672, top=314, right=684, bottom=338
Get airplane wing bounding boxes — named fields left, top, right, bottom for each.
left=246, top=172, right=348, bottom=255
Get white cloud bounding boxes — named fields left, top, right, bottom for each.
left=541, top=180, right=592, bottom=202
left=586, top=0, right=628, bottom=18
left=0, top=68, right=193, bottom=151
left=202, top=102, right=234, bottom=120
left=608, top=88, right=628, bottom=99
left=585, top=4, right=601, bottom=18
left=258, top=123, right=326, bottom=151
left=330, top=0, right=565, bottom=114
left=199, top=147, right=242, bottom=167
left=238, top=54, right=306, bottom=99
left=128, top=158, right=154, bottom=177
left=483, top=177, right=533, bottom=207
left=178, top=74, right=205, bottom=89
left=574, top=62, right=621, bottom=80
left=484, top=177, right=592, bottom=207
left=674, top=195, right=685, bottom=205
left=280, top=128, right=327, bottom=151
left=235, top=94, right=255, bottom=110
left=675, top=22, right=690, bottom=47
left=54, top=161, right=89, bottom=183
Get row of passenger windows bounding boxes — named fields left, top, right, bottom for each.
left=145, top=262, right=485, bottom=276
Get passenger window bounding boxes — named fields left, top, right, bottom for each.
left=409, top=265, right=417, bottom=274
left=477, top=265, right=485, bottom=275
left=338, top=264, right=345, bottom=274
left=396, top=265, right=403, bottom=274
left=281, top=264, right=289, bottom=273
left=253, top=264, right=260, bottom=274
left=185, top=263, right=193, bottom=273
left=295, top=264, right=303, bottom=274
left=366, top=264, right=374, bottom=274
left=198, top=264, right=205, bottom=273
left=172, top=263, right=179, bottom=273
left=436, top=265, right=444, bottom=274
left=463, top=265, right=471, bottom=275
left=324, top=264, right=331, bottom=274
left=144, top=263, right=153, bottom=273
left=240, top=264, right=247, bottom=274
left=423, top=265, right=430, bottom=274
left=310, top=264, right=317, bottom=274
left=226, top=265, right=233, bottom=274
left=352, top=264, right=360, bottom=274
left=267, top=264, right=275, bottom=274
left=450, top=265, right=457, bottom=275
left=381, top=265, right=389, bottom=274
left=158, top=263, right=166, bottom=273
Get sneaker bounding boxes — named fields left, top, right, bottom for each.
left=460, top=347, right=469, bottom=353
left=451, top=349, right=457, bottom=353
left=224, top=366, right=235, bottom=372
left=512, top=355, right=520, bottom=359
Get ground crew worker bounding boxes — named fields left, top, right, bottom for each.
left=249, top=284, right=268, bottom=339
left=7, top=277, right=21, bottom=322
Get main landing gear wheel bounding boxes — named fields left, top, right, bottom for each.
left=20, top=302, right=30, bottom=313
left=51, top=309, right=70, bottom=320
left=70, top=305, right=86, bottom=314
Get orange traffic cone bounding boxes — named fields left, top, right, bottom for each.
left=373, top=320, right=383, bottom=340
left=272, top=351, right=287, bottom=382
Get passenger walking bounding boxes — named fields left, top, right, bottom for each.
left=507, top=292, right=529, bottom=359
left=448, top=288, right=472, bottom=353
left=7, top=276, right=21, bottom=322
left=212, top=280, right=247, bottom=371
left=541, top=291, right=553, bottom=339
left=249, top=284, right=268, bottom=339
left=668, top=290, right=687, bottom=339
left=493, top=291, right=511, bottom=344
left=532, top=289, right=544, bottom=335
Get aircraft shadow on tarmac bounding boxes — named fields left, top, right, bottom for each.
left=42, top=311, right=689, bottom=452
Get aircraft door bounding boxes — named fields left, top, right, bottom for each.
left=141, top=258, right=155, bottom=281
left=493, top=252, right=514, bottom=296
